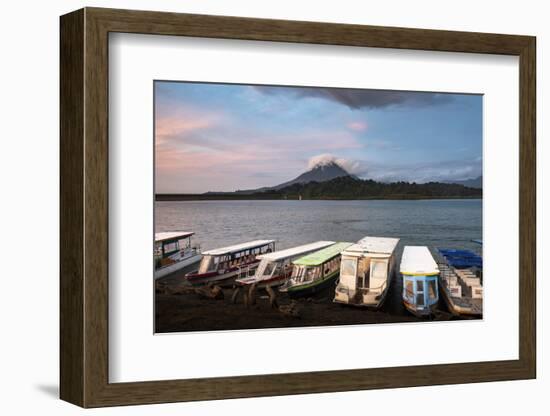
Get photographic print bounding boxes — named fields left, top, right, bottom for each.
left=154, top=81, right=483, bottom=333
left=59, top=9, right=536, bottom=406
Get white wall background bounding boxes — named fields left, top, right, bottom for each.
left=0, top=0, right=545, bottom=414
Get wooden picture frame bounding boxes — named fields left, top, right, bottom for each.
left=60, top=7, right=536, bottom=408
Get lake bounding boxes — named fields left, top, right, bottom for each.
left=155, top=199, right=482, bottom=254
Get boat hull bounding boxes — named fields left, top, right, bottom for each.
left=154, top=253, right=202, bottom=280
left=333, top=285, right=389, bottom=309
left=403, top=300, right=437, bottom=318
left=286, top=271, right=339, bottom=298
left=235, top=273, right=288, bottom=289
left=439, top=281, right=483, bottom=317
left=333, top=267, right=393, bottom=309
left=186, top=260, right=261, bottom=287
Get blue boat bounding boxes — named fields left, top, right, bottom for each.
left=400, top=246, right=440, bottom=317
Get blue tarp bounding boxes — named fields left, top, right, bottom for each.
left=438, top=248, right=482, bottom=269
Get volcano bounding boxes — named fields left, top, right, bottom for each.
left=272, top=161, right=355, bottom=189
left=229, top=161, right=355, bottom=194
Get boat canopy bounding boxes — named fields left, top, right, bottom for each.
left=293, top=242, right=353, bottom=267
left=400, top=246, right=439, bottom=276
left=438, top=248, right=482, bottom=269
left=258, top=241, right=334, bottom=262
left=155, top=231, right=194, bottom=243
left=202, top=240, right=275, bottom=256
left=343, top=236, right=400, bottom=257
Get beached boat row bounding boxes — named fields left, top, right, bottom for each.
left=234, top=241, right=336, bottom=288
left=154, top=231, right=483, bottom=317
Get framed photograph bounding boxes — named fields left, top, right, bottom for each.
left=60, top=7, right=536, bottom=408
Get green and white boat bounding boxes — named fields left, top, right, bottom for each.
left=279, top=242, right=354, bottom=298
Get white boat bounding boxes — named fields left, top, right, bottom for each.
left=154, top=231, right=202, bottom=280
left=333, top=236, right=400, bottom=308
left=235, top=241, right=335, bottom=289
left=400, top=246, right=440, bottom=317
left=185, top=240, right=276, bottom=286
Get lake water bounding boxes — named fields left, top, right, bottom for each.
left=155, top=199, right=482, bottom=254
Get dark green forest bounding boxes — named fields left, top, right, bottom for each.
left=156, top=176, right=482, bottom=201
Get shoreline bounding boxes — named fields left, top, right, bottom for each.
left=156, top=195, right=483, bottom=202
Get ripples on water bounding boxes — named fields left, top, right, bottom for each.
left=155, top=199, right=482, bottom=254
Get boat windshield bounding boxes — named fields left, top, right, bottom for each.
left=291, top=266, right=321, bottom=283
left=340, top=257, right=357, bottom=277
left=371, top=261, right=387, bottom=279
left=305, top=267, right=319, bottom=282
left=292, top=266, right=305, bottom=279
left=180, top=237, right=191, bottom=249
left=291, top=266, right=305, bottom=283
left=154, top=241, right=163, bottom=259
left=256, top=260, right=277, bottom=277
left=198, top=255, right=218, bottom=274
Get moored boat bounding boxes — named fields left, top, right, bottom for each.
left=235, top=241, right=335, bottom=289
left=333, top=236, right=400, bottom=308
left=154, top=232, right=202, bottom=280
left=436, top=248, right=483, bottom=317
left=279, top=242, right=353, bottom=298
left=185, top=240, right=275, bottom=286
left=400, top=246, right=439, bottom=317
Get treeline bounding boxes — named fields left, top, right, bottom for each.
left=272, top=176, right=482, bottom=200
left=156, top=176, right=482, bottom=201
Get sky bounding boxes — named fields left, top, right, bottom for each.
left=155, top=81, right=482, bottom=194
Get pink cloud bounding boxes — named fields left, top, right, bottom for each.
left=156, top=129, right=363, bottom=171
left=155, top=112, right=222, bottom=146
left=347, top=121, right=368, bottom=132
left=154, top=103, right=367, bottom=192
left=156, top=117, right=211, bottom=138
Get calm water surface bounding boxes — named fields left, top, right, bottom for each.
left=155, top=199, right=482, bottom=254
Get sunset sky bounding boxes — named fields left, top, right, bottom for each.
left=155, top=81, right=482, bottom=194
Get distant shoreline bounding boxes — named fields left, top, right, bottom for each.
left=155, top=194, right=482, bottom=202
left=156, top=175, right=481, bottom=202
